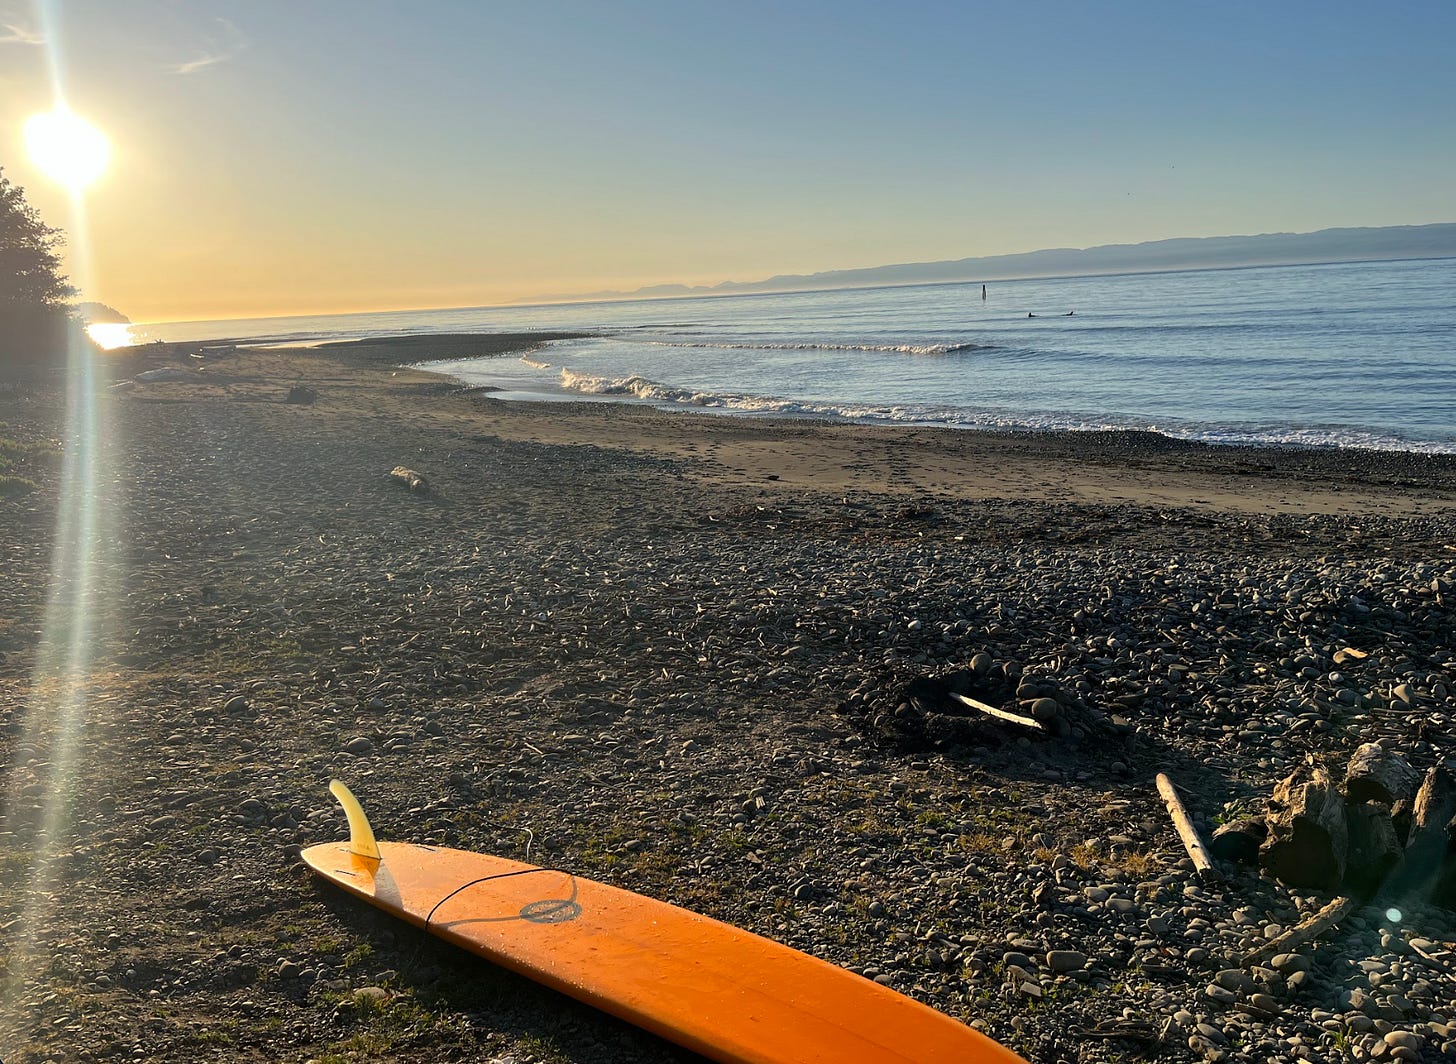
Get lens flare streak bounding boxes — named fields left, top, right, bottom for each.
left=0, top=331, right=114, bottom=1045
left=0, top=2, right=119, bottom=1042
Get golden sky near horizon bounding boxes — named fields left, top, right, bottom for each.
left=2, top=2, right=1453, bottom=324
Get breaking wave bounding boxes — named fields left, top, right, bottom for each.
left=555, top=368, right=1127, bottom=427
left=553, top=369, right=1456, bottom=452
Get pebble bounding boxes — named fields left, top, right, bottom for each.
left=1206, top=983, right=1238, bottom=1005
left=9, top=353, right=1456, bottom=1063
left=1046, top=950, right=1086, bottom=973
left=1248, top=992, right=1280, bottom=1015
left=1195, top=1022, right=1227, bottom=1045
left=1215, top=969, right=1257, bottom=994
left=1029, top=698, right=1060, bottom=722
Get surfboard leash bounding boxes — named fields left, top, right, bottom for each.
left=425, top=867, right=579, bottom=928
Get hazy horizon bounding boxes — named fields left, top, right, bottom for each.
left=117, top=224, right=1456, bottom=328
left=3, top=1, right=1454, bottom=322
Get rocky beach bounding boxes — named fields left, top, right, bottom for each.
left=4, top=334, right=1456, bottom=1063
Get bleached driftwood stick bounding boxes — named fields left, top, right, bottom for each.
left=389, top=466, right=429, bottom=494
left=1156, top=773, right=1220, bottom=881
left=1241, top=894, right=1356, bottom=968
left=949, top=692, right=1044, bottom=731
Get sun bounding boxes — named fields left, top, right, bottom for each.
left=24, top=109, right=110, bottom=192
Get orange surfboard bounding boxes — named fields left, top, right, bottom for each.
left=303, top=782, right=1027, bottom=1064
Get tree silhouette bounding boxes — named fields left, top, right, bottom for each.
left=1, top=166, right=77, bottom=371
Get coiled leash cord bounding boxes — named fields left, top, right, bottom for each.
left=425, top=866, right=579, bottom=928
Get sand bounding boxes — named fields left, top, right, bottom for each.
left=131, top=335, right=1456, bottom=520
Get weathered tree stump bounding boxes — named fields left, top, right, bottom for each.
left=1209, top=817, right=1267, bottom=865
left=1345, top=802, right=1402, bottom=896
left=1378, top=764, right=1456, bottom=907
left=1390, top=797, right=1414, bottom=846
left=1260, top=760, right=1348, bottom=890
left=1412, top=764, right=1456, bottom=836
left=1345, top=742, right=1421, bottom=806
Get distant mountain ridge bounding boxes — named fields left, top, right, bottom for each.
left=556, top=223, right=1456, bottom=303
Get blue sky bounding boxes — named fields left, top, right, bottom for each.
left=1, top=0, right=1453, bottom=319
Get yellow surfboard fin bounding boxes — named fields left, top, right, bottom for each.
left=329, top=779, right=381, bottom=860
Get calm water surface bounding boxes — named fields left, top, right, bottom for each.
left=135, top=258, right=1456, bottom=452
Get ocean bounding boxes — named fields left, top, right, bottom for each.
left=133, top=257, right=1456, bottom=453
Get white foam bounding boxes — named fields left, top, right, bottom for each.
left=552, top=369, right=1456, bottom=452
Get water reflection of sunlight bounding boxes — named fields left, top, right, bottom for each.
left=85, top=321, right=134, bottom=350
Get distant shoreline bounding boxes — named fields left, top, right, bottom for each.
left=532, top=220, right=1456, bottom=304
left=538, top=251, right=1456, bottom=309
left=135, top=249, right=1456, bottom=331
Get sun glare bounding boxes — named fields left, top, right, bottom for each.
left=24, top=109, right=110, bottom=191
left=85, top=323, right=134, bottom=350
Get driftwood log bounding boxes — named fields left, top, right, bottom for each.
left=1155, top=773, right=1220, bottom=881
left=1345, top=742, right=1421, bottom=806
left=948, top=692, right=1043, bottom=731
left=1209, top=817, right=1267, bottom=864
left=1380, top=764, right=1456, bottom=907
left=389, top=466, right=429, bottom=494
left=1411, top=764, right=1456, bottom=838
left=1345, top=802, right=1402, bottom=896
left=1242, top=894, right=1357, bottom=968
left=1260, top=760, right=1348, bottom=891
